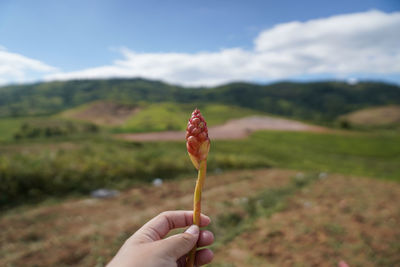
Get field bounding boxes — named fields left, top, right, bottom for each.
left=1, top=98, right=400, bottom=266
left=1, top=128, right=399, bottom=209
left=1, top=169, right=399, bottom=266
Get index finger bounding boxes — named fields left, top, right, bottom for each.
left=133, top=210, right=211, bottom=242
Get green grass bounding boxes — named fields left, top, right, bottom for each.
left=0, top=130, right=399, bottom=209
left=0, top=117, right=30, bottom=142
left=213, top=131, right=400, bottom=181
left=117, top=102, right=263, bottom=132
left=0, top=116, right=100, bottom=143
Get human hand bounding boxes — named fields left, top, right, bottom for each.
left=107, top=210, right=214, bottom=267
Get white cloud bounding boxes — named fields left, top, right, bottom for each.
left=0, top=10, right=392, bottom=87
left=254, top=10, right=400, bottom=76
left=0, top=47, right=57, bottom=85
left=45, top=10, right=400, bottom=86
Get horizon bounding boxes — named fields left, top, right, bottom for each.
left=1, top=1, right=400, bottom=87
left=1, top=76, right=400, bottom=89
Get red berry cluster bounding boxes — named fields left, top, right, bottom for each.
left=186, top=109, right=209, bottom=159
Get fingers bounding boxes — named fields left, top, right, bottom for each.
left=158, top=225, right=200, bottom=259
left=132, top=211, right=211, bottom=242
left=193, top=231, right=214, bottom=266
left=198, top=230, right=214, bottom=247
left=195, top=249, right=214, bottom=266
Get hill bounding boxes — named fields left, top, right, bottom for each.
left=60, top=101, right=139, bottom=126
left=339, top=105, right=400, bottom=128
left=61, top=101, right=265, bottom=132
left=1, top=79, right=400, bottom=123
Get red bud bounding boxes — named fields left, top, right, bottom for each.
left=186, top=109, right=210, bottom=169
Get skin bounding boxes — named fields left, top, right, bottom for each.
left=107, top=211, right=214, bottom=267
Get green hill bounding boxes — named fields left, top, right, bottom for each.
left=1, top=78, right=400, bottom=124
left=61, top=101, right=265, bottom=132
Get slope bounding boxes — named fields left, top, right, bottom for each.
left=339, top=105, right=400, bottom=128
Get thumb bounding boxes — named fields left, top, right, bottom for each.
left=158, top=225, right=199, bottom=259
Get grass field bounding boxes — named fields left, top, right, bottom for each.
left=1, top=129, right=399, bottom=209
left=116, top=102, right=265, bottom=132
left=0, top=117, right=30, bottom=142
left=215, top=131, right=400, bottom=180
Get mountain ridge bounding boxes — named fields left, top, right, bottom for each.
left=1, top=78, right=399, bottom=123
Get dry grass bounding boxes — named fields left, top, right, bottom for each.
left=1, top=169, right=399, bottom=266
left=341, top=105, right=400, bottom=126
left=212, top=175, right=400, bottom=267
left=60, top=101, right=139, bottom=126
left=0, top=169, right=292, bottom=266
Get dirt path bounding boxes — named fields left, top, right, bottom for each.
left=117, top=116, right=329, bottom=141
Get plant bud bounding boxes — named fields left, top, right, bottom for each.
left=186, top=109, right=210, bottom=169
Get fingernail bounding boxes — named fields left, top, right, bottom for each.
left=185, top=225, right=199, bottom=236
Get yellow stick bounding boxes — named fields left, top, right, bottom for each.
left=186, top=160, right=207, bottom=267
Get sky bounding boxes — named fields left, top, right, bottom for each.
left=0, top=0, right=399, bottom=87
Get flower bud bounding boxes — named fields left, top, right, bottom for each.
left=186, top=109, right=210, bottom=169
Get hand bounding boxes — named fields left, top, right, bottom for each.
left=107, top=210, right=214, bottom=267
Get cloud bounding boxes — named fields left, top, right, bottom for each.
left=45, top=10, right=400, bottom=86
left=0, top=47, right=57, bottom=85
left=11, top=10, right=396, bottom=87
left=45, top=47, right=256, bottom=86
left=254, top=10, right=400, bottom=76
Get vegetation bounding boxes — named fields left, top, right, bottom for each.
left=1, top=78, right=399, bottom=123
left=215, top=131, right=400, bottom=180
left=14, top=120, right=98, bottom=140
left=210, top=173, right=319, bottom=249
left=1, top=130, right=399, bottom=209
left=0, top=78, right=399, bottom=208
left=1, top=78, right=399, bottom=266
left=117, top=103, right=263, bottom=132
left=3, top=169, right=398, bottom=266
left=0, top=117, right=28, bottom=142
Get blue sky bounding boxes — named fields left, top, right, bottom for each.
left=0, top=0, right=399, bottom=86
